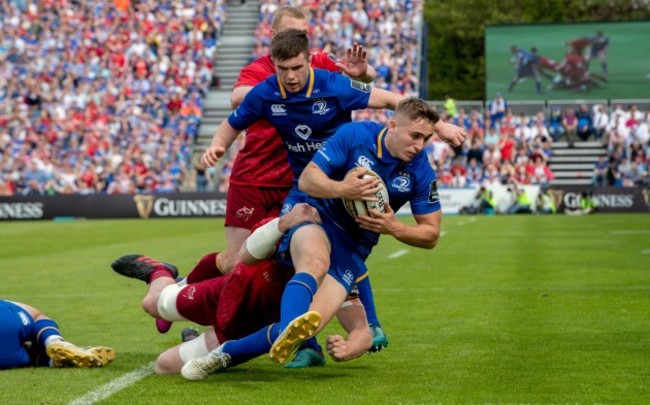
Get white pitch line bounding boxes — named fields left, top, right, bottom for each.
left=610, top=230, right=650, bottom=235
left=388, top=249, right=409, bottom=259
left=68, top=362, right=155, bottom=405
left=641, top=249, right=650, bottom=255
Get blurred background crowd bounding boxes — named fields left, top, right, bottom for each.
left=0, top=0, right=648, bottom=197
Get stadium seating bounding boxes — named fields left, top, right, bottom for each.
left=0, top=0, right=225, bottom=196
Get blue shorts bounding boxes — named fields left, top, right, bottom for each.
left=276, top=220, right=367, bottom=293
left=0, top=300, right=35, bottom=369
left=280, top=186, right=309, bottom=216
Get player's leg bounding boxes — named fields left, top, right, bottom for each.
left=218, top=226, right=251, bottom=274
left=273, top=224, right=330, bottom=338
left=356, top=275, right=389, bottom=352
left=217, top=183, right=287, bottom=274
left=155, top=327, right=219, bottom=374
left=7, top=301, right=114, bottom=368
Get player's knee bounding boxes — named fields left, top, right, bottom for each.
left=154, top=350, right=181, bottom=375
left=141, top=294, right=159, bottom=317
left=219, top=250, right=236, bottom=274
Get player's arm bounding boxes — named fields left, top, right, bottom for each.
left=358, top=206, right=441, bottom=249
left=299, top=162, right=380, bottom=201
left=328, top=298, right=373, bottom=362
left=334, top=42, right=377, bottom=83
left=230, top=85, right=252, bottom=109
left=200, top=120, right=241, bottom=168
left=433, top=121, right=466, bottom=148
left=238, top=203, right=322, bottom=264
left=367, top=87, right=405, bottom=111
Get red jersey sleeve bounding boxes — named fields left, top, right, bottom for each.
left=310, top=52, right=340, bottom=73
left=234, top=56, right=276, bottom=88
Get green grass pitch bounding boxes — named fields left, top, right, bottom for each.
left=1, top=214, right=649, bottom=404
left=485, top=21, right=650, bottom=100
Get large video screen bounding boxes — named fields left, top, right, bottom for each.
left=485, top=21, right=650, bottom=100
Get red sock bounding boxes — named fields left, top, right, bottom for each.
left=148, top=268, right=174, bottom=283
left=186, top=252, right=222, bottom=283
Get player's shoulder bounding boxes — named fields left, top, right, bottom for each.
left=338, top=120, right=383, bottom=138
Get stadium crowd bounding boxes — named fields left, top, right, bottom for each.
left=0, top=0, right=225, bottom=196
left=428, top=99, right=650, bottom=189
left=1, top=0, right=648, bottom=197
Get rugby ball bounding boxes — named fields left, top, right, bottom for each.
left=342, top=168, right=389, bottom=218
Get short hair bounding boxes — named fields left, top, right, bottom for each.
left=394, top=97, right=439, bottom=126
left=271, top=6, right=307, bottom=31
left=271, top=29, right=309, bottom=62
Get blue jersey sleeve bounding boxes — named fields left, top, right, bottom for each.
left=330, top=73, right=372, bottom=112
left=227, top=84, right=265, bottom=131
left=409, top=158, right=441, bottom=215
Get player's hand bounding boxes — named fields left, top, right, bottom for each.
left=326, top=335, right=353, bottom=362
left=336, top=42, right=369, bottom=80
left=278, top=203, right=321, bottom=232
left=435, top=121, right=467, bottom=147
left=340, top=168, right=381, bottom=200
left=200, top=145, right=226, bottom=168
left=356, top=204, right=401, bottom=235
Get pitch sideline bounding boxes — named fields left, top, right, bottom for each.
left=68, top=362, right=155, bottom=405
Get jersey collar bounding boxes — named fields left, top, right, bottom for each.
left=277, top=67, right=315, bottom=99
left=376, top=127, right=389, bottom=158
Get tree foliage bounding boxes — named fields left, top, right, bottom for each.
left=423, top=0, right=650, bottom=100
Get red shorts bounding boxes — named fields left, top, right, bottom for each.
left=175, top=260, right=292, bottom=343
left=225, top=183, right=290, bottom=229
left=175, top=277, right=226, bottom=327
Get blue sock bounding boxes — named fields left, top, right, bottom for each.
left=357, top=276, right=380, bottom=327
left=222, top=324, right=281, bottom=366
left=279, top=272, right=318, bottom=330
left=34, top=319, right=62, bottom=348
left=298, top=337, right=321, bottom=353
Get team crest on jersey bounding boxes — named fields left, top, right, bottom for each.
left=295, top=125, right=312, bottom=140
left=350, top=80, right=371, bottom=93
left=183, top=286, right=196, bottom=301
left=356, top=155, right=374, bottom=169
left=271, top=104, right=286, bottom=116
left=428, top=180, right=440, bottom=204
left=312, top=100, right=329, bottom=115
left=392, top=176, right=411, bottom=193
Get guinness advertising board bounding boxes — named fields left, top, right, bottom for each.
left=546, top=186, right=650, bottom=213
left=0, top=193, right=227, bottom=221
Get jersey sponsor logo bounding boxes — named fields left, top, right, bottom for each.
left=356, top=155, right=375, bottom=169
left=312, top=100, right=329, bottom=115
left=392, top=176, right=411, bottom=193
left=286, top=140, right=325, bottom=153
left=295, top=125, right=312, bottom=140
left=18, top=311, right=30, bottom=326
left=236, top=206, right=254, bottom=222
left=428, top=180, right=440, bottom=204
left=350, top=80, right=371, bottom=93
left=271, top=104, right=286, bottom=115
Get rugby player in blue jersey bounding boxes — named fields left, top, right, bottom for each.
left=0, top=300, right=114, bottom=369
left=182, top=97, right=443, bottom=379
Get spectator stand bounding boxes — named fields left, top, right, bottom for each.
left=545, top=99, right=609, bottom=185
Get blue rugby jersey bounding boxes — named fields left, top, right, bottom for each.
left=309, top=121, right=441, bottom=257
left=228, top=68, right=372, bottom=183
